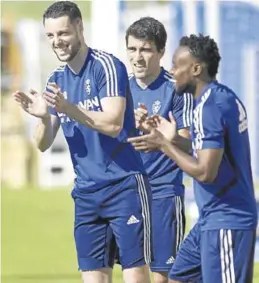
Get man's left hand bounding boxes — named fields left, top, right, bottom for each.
left=127, top=128, right=170, bottom=152
left=44, top=82, right=68, bottom=113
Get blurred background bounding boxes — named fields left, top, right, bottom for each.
left=1, top=0, right=259, bottom=282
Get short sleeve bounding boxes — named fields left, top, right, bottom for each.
left=44, top=72, right=58, bottom=116
left=193, top=90, right=224, bottom=150
left=94, top=54, right=128, bottom=99
left=172, top=92, right=193, bottom=129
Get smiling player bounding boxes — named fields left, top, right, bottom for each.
left=13, top=2, right=152, bottom=283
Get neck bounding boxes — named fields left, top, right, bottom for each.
left=136, top=67, right=162, bottom=89
left=194, top=77, right=215, bottom=99
left=67, top=43, right=88, bottom=74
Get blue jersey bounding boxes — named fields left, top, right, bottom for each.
left=129, top=68, right=193, bottom=199
left=191, top=81, right=257, bottom=230
left=47, top=48, right=146, bottom=192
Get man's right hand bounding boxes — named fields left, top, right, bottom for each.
left=13, top=89, right=50, bottom=119
left=146, top=111, right=178, bottom=143
left=134, top=103, right=152, bottom=133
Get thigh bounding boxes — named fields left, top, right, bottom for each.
left=103, top=174, right=152, bottom=269
left=150, top=196, right=185, bottom=272
left=168, top=223, right=202, bottom=282
left=232, top=229, right=256, bottom=283
left=72, top=190, right=116, bottom=271
left=201, top=229, right=256, bottom=283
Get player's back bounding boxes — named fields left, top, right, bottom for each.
left=192, top=81, right=257, bottom=230
left=129, top=68, right=193, bottom=198
left=48, top=48, right=146, bottom=192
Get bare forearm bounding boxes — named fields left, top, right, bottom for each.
left=172, top=135, right=192, bottom=154
left=161, top=142, right=206, bottom=181
left=64, top=104, right=122, bottom=137
left=34, top=116, right=55, bottom=152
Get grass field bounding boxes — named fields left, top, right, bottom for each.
left=2, top=188, right=123, bottom=283
left=2, top=1, right=259, bottom=282
left=2, top=187, right=259, bottom=283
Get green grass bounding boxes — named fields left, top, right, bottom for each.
left=2, top=1, right=259, bottom=281
left=1, top=188, right=123, bottom=283
left=2, top=187, right=259, bottom=283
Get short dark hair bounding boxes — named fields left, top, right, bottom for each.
left=179, top=34, right=221, bottom=78
left=125, top=17, right=167, bottom=52
left=43, top=1, right=82, bottom=24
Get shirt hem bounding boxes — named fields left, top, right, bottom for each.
left=200, top=224, right=257, bottom=231
left=152, top=192, right=184, bottom=200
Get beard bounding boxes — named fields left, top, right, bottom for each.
left=54, top=40, right=82, bottom=63
left=175, top=82, right=195, bottom=95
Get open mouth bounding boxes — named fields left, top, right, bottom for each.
left=55, top=46, right=69, bottom=54
left=134, top=64, right=145, bottom=70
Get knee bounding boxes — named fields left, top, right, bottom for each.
left=153, top=271, right=169, bottom=283
left=123, top=276, right=150, bottom=283
left=153, top=279, right=169, bottom=283
left=124, top=279, right=149, bottom=283
left=81, top=268, right=112, bottom=283
left=123, top=265, right=150, bottom=283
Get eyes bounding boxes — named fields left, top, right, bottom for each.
left=127, top=46, right=153, bottom=53
left=46, top=31, right=69, bottom=39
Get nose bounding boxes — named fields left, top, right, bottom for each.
left=169, top=69, right=176, bottom=82
left=134, top=50, right=143, bottom=61
left=53, top=35, right=62, bottom=47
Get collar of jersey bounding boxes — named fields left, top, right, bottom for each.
left=134, top=67, right=165, bottom=91
left=196, top=80, right=218, bottom=102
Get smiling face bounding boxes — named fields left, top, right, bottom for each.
left=170, top=46, right=200, bottom=94
left=44, top=16, right=82, bottom=62
left=126, top=35, right=164, bottom=83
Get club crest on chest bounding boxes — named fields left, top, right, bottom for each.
left=152, top=100, right=161, bottom=114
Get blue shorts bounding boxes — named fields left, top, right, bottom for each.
left=150, top=196, right=185, bottom=272
left=72, top=174, right=152, bottom=271
left=169, top=223, right=256, bottom=283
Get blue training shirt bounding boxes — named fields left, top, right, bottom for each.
left=47, top=48, right=146, bottom=192
left=191, top=81, right=257, bottom=230
left=130, top=68, right=193, bottom=199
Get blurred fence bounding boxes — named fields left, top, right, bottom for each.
left=1, top=0, right=259, bottom=188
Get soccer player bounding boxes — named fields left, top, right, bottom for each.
left=125, top=17, right=193, bottom=283
left=128, top=34, right=258, bottom=283
left=13, top=2, right=152, bottom=283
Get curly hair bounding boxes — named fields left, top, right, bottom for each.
left=125, top=17, right=167, bottom=52
left=179, top=34, right=221, bottom=78
left=43, top=1, right=82, bottom=24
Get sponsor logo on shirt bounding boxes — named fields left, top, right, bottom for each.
left=85, top=79, right=91, bottom=96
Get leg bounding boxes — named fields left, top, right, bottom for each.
left=82, top=268, right=112, bottom=283
left=101, top=174, right=152, bottom=283
left=168, top=223, right=202, bottom=282
left=122, top=265, right=150, bottom=283
left=229, top=229, right=256, bottom=283
left=201, top=229, right=256, bottom=283
left=150, top=196, right=186, bottom=283
left=153, top=271, right=169, bottom=283
left=72, top=189, right=116, bottom=283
